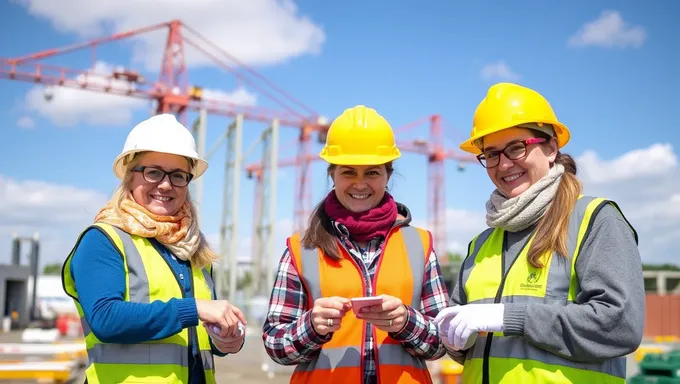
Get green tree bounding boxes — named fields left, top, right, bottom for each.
left=445, top=252, right=463, bottom=263
left=237, top=271, right=252, bottom=291
left=42, top=263, right=62, bottom=275
left=642, top=263, right=680, bottom=271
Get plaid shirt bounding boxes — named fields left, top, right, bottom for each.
left=262, top=204, right=449, bottom=383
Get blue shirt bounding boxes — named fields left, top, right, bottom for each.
left=69, top=227, right=228, bottom=383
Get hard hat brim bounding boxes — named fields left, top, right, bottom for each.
left=459, top=120, right=571, bottom=155
left=112, top=149, right=209, bottom=181
left=319, top=152, right=401, bottom=166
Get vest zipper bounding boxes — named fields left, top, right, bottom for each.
left=481, top=232, right=528, bottom=384
left=337, top=226, right=398, bottom=384
left=152, top=241, right=194, bottom=384
left=338, top=239, right=369, bottom=384
left=369, top=228, right=396, bottom=384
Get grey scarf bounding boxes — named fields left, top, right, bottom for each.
left=485, top=164, right=565, bottom=232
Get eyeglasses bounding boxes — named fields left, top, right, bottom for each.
left=476, top=137, right=546, bottom=169
left=131, top=166, right=194, bottom=187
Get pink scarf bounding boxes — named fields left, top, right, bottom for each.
left=323, top=190, right=398, bottom=242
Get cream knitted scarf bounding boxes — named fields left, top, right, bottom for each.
left=485, top=164, right=565, bottom=232
left=94, top=191, right=200, bottom=261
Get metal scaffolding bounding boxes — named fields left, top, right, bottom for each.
left=191, top=112, right=281, bottom=304
left=249, top=119, right=279, bottom=298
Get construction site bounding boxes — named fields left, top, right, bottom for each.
left=2, top=14, right=680, bottom=384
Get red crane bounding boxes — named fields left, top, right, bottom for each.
left=0, top=19, right=331, bottom=226
left=1, top=18, right=476, bottom=262
left=0, top=19, right=326, bottom=128
left=245, top=114, right=477, bottom=260
left=0, top=19, right=330, bottom=301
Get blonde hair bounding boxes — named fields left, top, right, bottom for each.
left=104, top=152, right=219, bottom=269
left=526, top=138, right=582, bottom=268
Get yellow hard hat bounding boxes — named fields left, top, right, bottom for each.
left=460, top=82, right=571, bottom=155
left=319, top=105, right=401, bottom=165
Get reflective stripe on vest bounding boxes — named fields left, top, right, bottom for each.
left=61, top=223, right=216, bottom=384
left=288, top=225, right=434, bottom=384
left=459, top=196, right=636, bottom=384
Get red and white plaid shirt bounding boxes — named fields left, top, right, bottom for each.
left=261, top=205, right=449, bottom=383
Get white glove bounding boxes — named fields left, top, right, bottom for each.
left=434, top=304, right=504, bottom=350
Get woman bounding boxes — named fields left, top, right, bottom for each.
left=262, top=105, right=450, bottom=384
left=61, top=114, right=247, bottom=384
left=434, top=83, right=645, bottom=384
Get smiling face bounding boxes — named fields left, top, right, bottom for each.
left=481, top=127, right=558, bottom=198
left=128, top=152, right=192, bottom=216
left=330, top=164, right=391, bottom=213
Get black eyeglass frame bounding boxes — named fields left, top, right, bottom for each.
left=131, top=166, right=194, bottom=187
left=476, top=137, right=547, bottom=169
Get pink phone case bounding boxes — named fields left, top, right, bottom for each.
left=351, top=296, right=384, bottom=315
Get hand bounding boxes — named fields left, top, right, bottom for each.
left=196, top=299, right=247, bottom=339
left=205, top=322, right=245, bottom=354
left=355, top=294, right=408, bottom=333
left=433, top=303, right=504, bottom=350
left=310, top=296, right=351, bottom=336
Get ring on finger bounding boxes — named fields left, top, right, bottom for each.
left=327, top=318, right=333, bottom=327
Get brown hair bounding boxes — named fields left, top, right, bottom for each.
left=301, top=162, right=394, bottom=260
left=526, top=132, right=582, bottom=268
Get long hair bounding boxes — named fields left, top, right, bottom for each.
left=103, top=152, right=219, bottom=268
left=301, top=161, right=394, bottom=260
left=527, top=133, right=582, bottom=268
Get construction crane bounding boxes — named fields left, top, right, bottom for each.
left=243, top=114, right=477, bottom=298
left=0, top=19, right=331, bottom=304
left=0, top=19, right=476, bottom=306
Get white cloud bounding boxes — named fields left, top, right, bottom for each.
left=23, top=61, right=148, bottom=127
left=0, top=174, right=109, bottom=267
left=421, top=143, right=680, bottom=264
left=480, top=61, right=520, bottom=82
left=17, top=116, right=35, bottom=129
left=443, top=209, right=488, bottom=254
left=568, top=10, right=646, bottom=48
left=202, top=87, right=257, bottom=107
left=16, top=0, right=325, bottom=70
left=0, top=175, right=107, bottom=227
left=577, top=143, right=680, bottom=264
left=411, top=209, right=487, bottom=256
left=577, top=143, right=677, bottom=184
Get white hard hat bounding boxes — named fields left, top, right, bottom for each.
left=112, top=113, right=208, bottom=180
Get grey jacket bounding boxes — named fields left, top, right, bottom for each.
left=446, top=203, right=645, bottom=364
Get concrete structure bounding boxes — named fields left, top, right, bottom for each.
left=643, top=270, right=680, bottom=295
left=0, top=264, right=31, bottom=330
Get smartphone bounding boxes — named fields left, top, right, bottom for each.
left=351, top=296, right=384, bottom=315
left=208, top=321, right=245, bottom=338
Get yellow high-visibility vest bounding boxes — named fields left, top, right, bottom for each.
left=458, top=196, right=637, bottom=384
left=61, top=222, right=217, bottom=384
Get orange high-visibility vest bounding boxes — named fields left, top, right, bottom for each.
left=287, top=225, right=434, bottom=384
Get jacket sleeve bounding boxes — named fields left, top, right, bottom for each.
left=261, top=248, right=331, bottom=365
left=70, top=228, right=198, bottom=343
left=502, top=203, right=645, bottom=362
left=389, top=249, right=449, bottom=360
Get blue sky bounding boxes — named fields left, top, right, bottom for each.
left=1, top=0, right=679, bottom=269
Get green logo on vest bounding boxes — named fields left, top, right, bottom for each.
left=527, top=272, right=538, bottom=283
left=520, top=272, right=543, bottom=291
